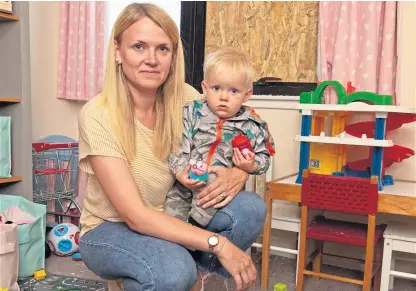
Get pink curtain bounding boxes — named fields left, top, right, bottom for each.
left=319, top=1, right=398, bottom=104
left=57, top=1, right=105, bottom=101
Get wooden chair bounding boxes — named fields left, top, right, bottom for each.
left=296, top=170, right=386, bottom=291
left=253, top=164, right=303, bottom=288
left=260, top=185, right=323, bottom=289
left=258, top=199, right=302, bottom=288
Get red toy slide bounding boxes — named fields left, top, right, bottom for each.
left=345, top=112, right=416, bottom=171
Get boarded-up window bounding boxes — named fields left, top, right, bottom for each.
left=205, top=1, right=318, bottom=83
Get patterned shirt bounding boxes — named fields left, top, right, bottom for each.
left=168, top=99, right=275, bottom=176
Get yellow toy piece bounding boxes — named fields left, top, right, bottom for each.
left=273, top=282, right=287, bottom=291
left=34, top=269, right=47, bottom=281
left=309, top=111, right=348, bottom=175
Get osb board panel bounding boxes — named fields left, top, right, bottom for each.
left=205, top=1, right=318, bottom=82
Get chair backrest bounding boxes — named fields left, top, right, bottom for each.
left=301, top=170, right=378, bottom=216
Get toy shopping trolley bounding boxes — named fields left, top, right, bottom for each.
left=32, top=142, right=80, bottom=223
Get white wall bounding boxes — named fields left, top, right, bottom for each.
left=29, top=1, right=84, bottom=141
left=104, top=0, right=181, bottom=41
left=397, top=1, right=416, bottom=109
left=104, top=0, right=181, bottom=61
left=389, top=1, right=416, bottom=181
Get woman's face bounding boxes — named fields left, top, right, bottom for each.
left=115, top=17, right=174, bottom=93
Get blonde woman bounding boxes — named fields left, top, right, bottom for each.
left=78, top=4, right=266, bottom=291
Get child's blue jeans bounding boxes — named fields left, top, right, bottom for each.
left=79, top=191, right=266, bottom=291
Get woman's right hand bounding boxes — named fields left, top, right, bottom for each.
left=215, top=237, right=257, bottom=291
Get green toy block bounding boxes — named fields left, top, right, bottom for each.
left=299, top=91, right=318, bottom=104
left=346, top=91, right=393, bottom=105
left=299, top=80, right=394, bottom=106
left=315, top=81, right=347, bottom=104
left=274, top=282, right=287, bottom=291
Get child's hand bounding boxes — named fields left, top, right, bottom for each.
left=176, top=165, right=206, bottom=190
left=232, top=148, right=257, bottom=174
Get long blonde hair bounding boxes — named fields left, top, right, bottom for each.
left=100, top=3, right=184, bottom=161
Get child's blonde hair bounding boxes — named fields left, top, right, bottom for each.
left=203, top=47, right=255, bottom=89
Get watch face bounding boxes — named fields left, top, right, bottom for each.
left=208, top=236, right=219, bottom=246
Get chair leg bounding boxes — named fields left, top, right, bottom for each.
left=380, top=238, right=393, bottom=291
left=389, top=255, right=395, bottom=290
left=363, top=215, right=376, bottom=291
left=295, top=232, right=300, bottom=286
left=312, top=241, right=323, bottom=280
left=261, top=196, right=273, bottom=290
left=374, top=267, right=382, bottom=291
left=373, top=239, right=384, bottom=291
left=296, top=206, right=308, bottom=291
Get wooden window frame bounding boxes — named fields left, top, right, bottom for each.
left=180, top=1, right=317, bottom=96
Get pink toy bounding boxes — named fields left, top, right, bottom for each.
left=189, top=158, right=209, bottom=182
left=240, top=148, right=252, bottom=160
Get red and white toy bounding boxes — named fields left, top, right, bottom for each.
left=47, top=223, right=80, bottom=256
left=232, top=135, right=254, bottom=159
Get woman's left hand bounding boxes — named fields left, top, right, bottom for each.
left=197, top=166, right=248, bottom=209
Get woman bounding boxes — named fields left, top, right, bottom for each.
left=78, top=3, right=266, bottom=291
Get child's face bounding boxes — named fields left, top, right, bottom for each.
left=202, top=70, right=253, bottom=119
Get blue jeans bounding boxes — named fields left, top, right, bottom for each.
left=79, top=191, right=266, bottom=291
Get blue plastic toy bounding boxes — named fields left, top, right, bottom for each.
left=72, top=253, right=82, bottom=261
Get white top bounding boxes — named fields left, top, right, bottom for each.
left=297, top=103, right=416, bottom=114
left=295, top=134, right=394, bottom=147
left=384, top=221, right=416, bottom=242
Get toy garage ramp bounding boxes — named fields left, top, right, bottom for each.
left=295, top=80, right=416, bottom=189
left=345, top=112, right=416, bottom=175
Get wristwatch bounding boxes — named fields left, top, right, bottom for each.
left=208, top=234, right=219, bottom=252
